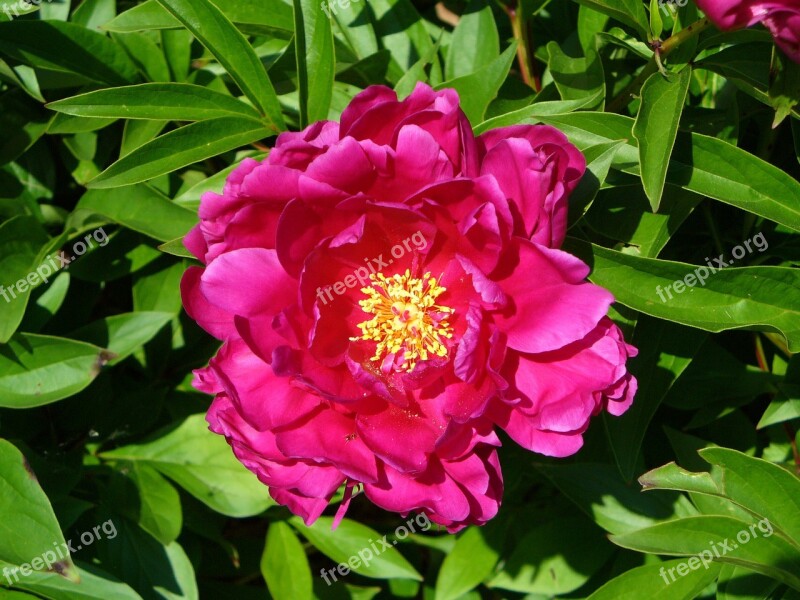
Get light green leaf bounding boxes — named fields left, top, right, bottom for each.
left=582, top=244, right=800, bottom=351
left=369, top=0, right=440, bottom=83
left=487, top=517, right=613, bottom=594
left=537, top=112, right=800, bottom=232
left=88, top=117, right=270, bottom=189
left=0, top=440, right=77, bottom=581
left=74, top=184, right=197, bottom=242
left=47, top=83, right=261, bottom=121
left=435, top=527, right=500, bottom=600
left=128, top=465, right=183, bottom=546
left=0, top=560, right=141, bottom=600
left=445, top=0, right=499, bottom=80
left=294, top=0, right=335, bottom=126
left=100, top=414, right=274, bottom=518
left=546, top=40, right=605, bottom=107
left=0, top=216, right=50, bottom=343
left=571, top=0, right=650, bottom=39
left=96, top=520, right=198, bottom=600
left=537, top=462, right=697, bottom=535
left=586, top=558, right=720, bottom=599
left=104, top=0, right=294, bottom=36
left=0, top=334, right=108, bottom=409
left=610, top=516, right=800, bottom=589
left=633, top=67, right=692, bottom=211
left=758, top=384, right=800, bottom=429
left=261, top=521, right=313, bottom=600
left=155, top=0, right=285, bottom=130
left=69, top=312, right=173, bottom=365
left=436, top=42, right=517, bottom=124
left=291, top=517, right=422, bottom=581
left=475, top=91, right=604, bottom=134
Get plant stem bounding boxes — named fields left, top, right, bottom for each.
left=659, top=17, right=712, bottom=56
left=607, top=18, right=712, bottom=113
left=507, top=6, right=540, bottom=92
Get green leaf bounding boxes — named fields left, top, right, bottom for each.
left=47, top=83, right=261, bottom=121
left=330, top=1, right=379, bottom=61
left=586, top=558, right=720, bottom=599
left=537, top=462, right=696, bottom=535
left=69, top=312, right=173, bottom=365
left=571, top=0, right=650, bottom=39
left=127, top=464, right=183, bottom=546
left=157, top=237, right=195, bottom=259
left=445, top=0, right=499, bottom=80
left=0, top=216, right=50, bottom=343
left=474, top=91, right=604, bottom=134
left=605, top=317, right=706, bottom=481
left=96, top=520, right=198, bottom=600
left=112, top=31, right=171, bottom=83
left=434, top=527, right=500, bottom=600
left=100, top=414, right=275, bottom=518
left=155, top=0, right=285, bottom=130
left=132, top=259, right=185, bottom=314
left=581, top=244, right=800, bottom=352
left=88, top=117, right=270, bottom=189
left=633, top=67, right=692, bottom=211
left=698, top=448, right=800, bottom=547
left=369, top=0, right=440, bottom=83
left=436, top=42, right=517, bottom=124
left=717, top=564, right=780, bottom=600
left=536, top=112, right=800, bottom=232
left=582, top=184, right=701, bottom=257
left=291, top=517, right=423, bottom=581
left=0, top=440, right=77, bottom=581
left=0, top=334, right=108, bottom=409
left=105, top=0, right=294, bottom=36
left=610, top=516, right=800, bottom=589
left=568, top=140, right=626, bottom=222
left=75, top=184, right=197, bottom=242
left=261, top=521, right=313, bottom=600
left=0, top=21, right=137, bottom=85
left=546, top=40, right=605, bottom=107
left=487, top=517, right=613, bottom=594
left=294, top=0, right=335, bottom=126
left=758, top=384, right=800, bottom=428
left=0, top=561, right=141, bottom=600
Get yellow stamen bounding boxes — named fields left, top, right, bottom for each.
left=351, top=270, right=454, bottom=372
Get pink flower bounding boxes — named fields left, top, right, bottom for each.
left=695, top=0, right=800, bottom=63
left=181, top=83, right=637, bottom=531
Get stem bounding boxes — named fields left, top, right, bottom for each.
left=607, top=18, right=712, bottom=113
left=507, top=6, right=540, bottom=92
left=659, top=17, right=712, bottom=56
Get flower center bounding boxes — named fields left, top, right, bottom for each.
left=352, top=270, right=454, bottom=372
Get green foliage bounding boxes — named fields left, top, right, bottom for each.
left=0, top=0, right=798, bottom=598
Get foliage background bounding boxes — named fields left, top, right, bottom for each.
left=0, top=0, right=799, bottom=598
